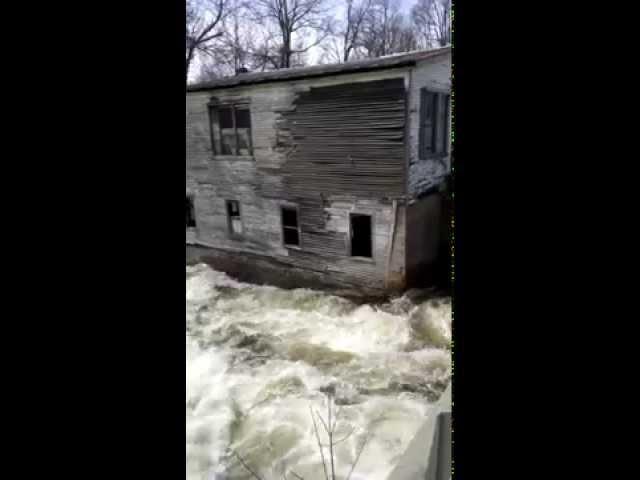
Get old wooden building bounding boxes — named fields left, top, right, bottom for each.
left=186, top=47, right=451, bottom=295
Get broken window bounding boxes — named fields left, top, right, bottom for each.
left=419, top=89, right=450, bottom=159
left=186, top=196, right=196, bottom=228
left=226, top=200, right=243, bottom=236
left=281, top=206, right=300, bottom=247
left=350, top=214, right=372, bottom=258
left=208, top=102, right=253, bottom=156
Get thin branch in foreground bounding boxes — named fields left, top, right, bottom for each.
left=231, top=449, right=265, bottom=480
left=330, top=425, right=356, bottom=446
left=345, top=429, right=374, bottom=480
left=310, top=406, right=330, bottom=480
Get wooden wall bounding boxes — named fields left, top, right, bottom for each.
left=186, top=69, right=410, bottom=291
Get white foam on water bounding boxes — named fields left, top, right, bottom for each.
left=186, top=263, right=451, bottom=480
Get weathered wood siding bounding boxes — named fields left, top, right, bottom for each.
left=186, top=68, right=410, bottom=291
left=407, top=56, right=452, bottom=197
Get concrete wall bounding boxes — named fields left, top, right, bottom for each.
left=405, top=192, right=443, bottom=287
left=387, top=382, right=452, bottom=480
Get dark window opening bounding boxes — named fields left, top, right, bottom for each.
left=226, top=200, right=242, bottom=236
left=208, top=103, right=253, bottom=156
left=186, top=196, right=196, bottom=228
left=235, top=108, right=251, bottom=128
left=281, top=207, right=300, bottom=247
left=350, top=214, right=372, bottom=258
left=218, top=107, right=233, bottom=128
left=419, top=89, right=450, bottom=159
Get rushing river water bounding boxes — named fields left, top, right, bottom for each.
left=186, top=263, right=452, bottom=480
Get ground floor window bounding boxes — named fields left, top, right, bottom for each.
left=281, top=206, right=300, bottom=247
left=226, top=200, right=242, bottom=236
left=186, top=196, right=196, bottom=228
left=350, top=214, right=372, bottom=258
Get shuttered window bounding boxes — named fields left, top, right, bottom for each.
left=419, top=89, right=451, bottom=159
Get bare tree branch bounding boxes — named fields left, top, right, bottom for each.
left=411, top=0, right=451, bottom=49
left=186, top=0, right=231, bottom=81
left=231, top=449, right=266, bottom=480
left=310, top=405, right=331, bottom=480
left=248, top=0, right=333, bottom=68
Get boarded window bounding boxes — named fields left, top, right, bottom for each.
left=186, top=196, right=196, bottom=228
left=226, top=200, right=242, bottom=236
left=419, top=90, right=450, bottom=159
left=350, top=214, right=372, bottom=258
left=281, top=207, right=300, bottom=247
left=208, top=102, right=253, bottom=156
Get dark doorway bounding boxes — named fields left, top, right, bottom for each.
left=350, top=214, right=372, bottom=258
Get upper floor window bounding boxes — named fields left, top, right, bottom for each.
left=208, top=101, right=253, bottom=156
left=419, top=89, right=450, bottom=159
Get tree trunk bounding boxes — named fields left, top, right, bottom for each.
left=186, top=46, right=195, bottom=83
left=281, top=31, right=291, bottom=68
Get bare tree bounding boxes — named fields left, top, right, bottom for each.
left=342, top=0, right=373, bottom=62
left=196, top=0, right=253, bottom=80
left=359, top=0, right=417, bottom=58
left=186, top=0, right=229, bottom=81
left=411, top=0, right=451, bottom=49
left=319, top=0, right=371, bottom=66
left=249, top=0, right=334, bottom=69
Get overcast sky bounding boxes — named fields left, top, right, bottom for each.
left=189, top=0, right=421, bottom=82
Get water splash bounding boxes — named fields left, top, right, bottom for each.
left=186, top=264, right=451, bottom=480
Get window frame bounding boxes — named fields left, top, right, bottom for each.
left=225, top=199, right=244, bottom=238
left=348, top=212, right=374, bottom=261
left=442, top=94, right=451, bottom=155
left=280, top=205, right=302, bottom=249
left=207, top=99, right=253, bottom=158
left=419, top=88, right=451, bottom=160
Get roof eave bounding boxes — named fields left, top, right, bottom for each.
left=186, top=47, right=450, bottom=93
left=186, top=60, right=416, bottom=93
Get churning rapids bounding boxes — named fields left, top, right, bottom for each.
left=187, top=264, right=451, bottom=480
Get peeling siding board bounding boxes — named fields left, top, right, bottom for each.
left=282, top=79, right=407, bottom=201
left=277, top=79, right=407, bottom=288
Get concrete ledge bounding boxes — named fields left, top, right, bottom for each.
left=186, top=243, right=391, bottom=301
left=387, top=383, right=451, bottom=480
